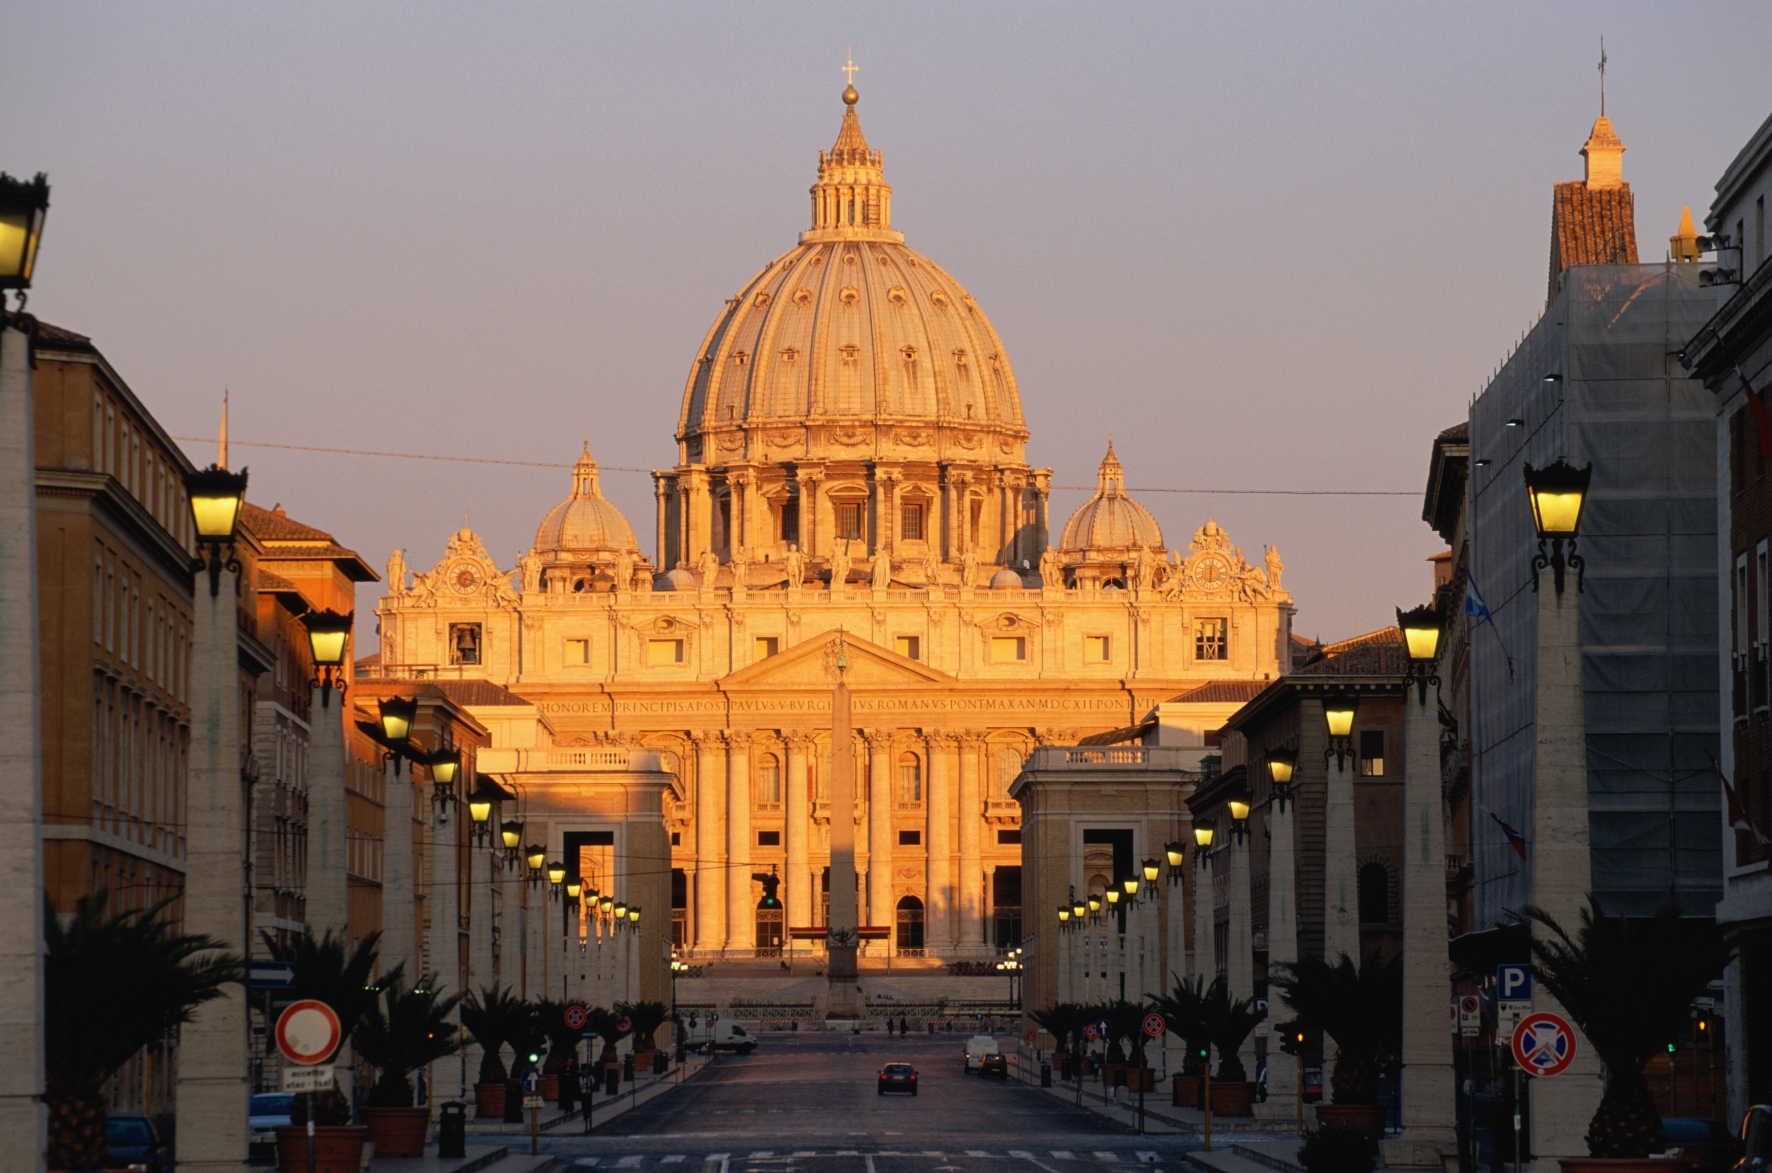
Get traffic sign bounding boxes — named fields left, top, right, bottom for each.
left=1512, top=1012, right=1577, bottom=1078
left=523, top=1096, right=545, bottom=1109
left=1094, top=1018, right=1112, bottom=1039
left=1024, top=1028, right=1039, bottom=1043
left=247, top=960, right=297, bottom=989
left=706, top=1013, right=718, bottom=1028
left=1497, top=964, right=1532, bottom=1002
left=274, top=1000, right=341, bottom=1066
left=1142, top=1013, right=1166, bottom=1038
left=1083, top=1024, right=1100, bottom=1041
left=564, top=1005, right=587, bottom=1031
left=1458, top=995, right=1481, bottom=1037
left=520, top=1066, right=544, bottom=1094
left=281, top=1064, right=334, bottom=1093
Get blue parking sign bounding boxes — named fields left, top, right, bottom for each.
left=1497, top=964, right=1532, bottom=1002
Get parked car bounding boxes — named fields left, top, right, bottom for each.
left=105, top=1113, right=170, bottom=1173
left=964, top=1034, right=999, bottom=1073
left=978, top=1053, right=1008, bottom=1079
left=878, top=1062, right=918, bottom=1095
left=1735, top=1104, right=1772, bottom=1173
left=248, top=1093, right=295, bottom=1164
left=1662, top=1118, right=1739, bottom=1172
left=678, top=1016, right=757, bottom=1054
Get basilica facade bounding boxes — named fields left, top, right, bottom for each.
left=375, top=85, right=1297, bottom=962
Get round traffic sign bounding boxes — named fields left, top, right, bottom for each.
left=275, top=1000, right=341, bottom=1066
left=706, top=1013, right=718, bottom=1028
left=615, top=1015, right=632, bottom=1033
left=564, top=1005, right=587, bottom=1031
left=1095, top=1018, right=1112, bottom=1039
left=1460, top=995, right=1480, bottom=1015
left=1142, top=1013, right=1167, bottom=1038
left=1023, top=1028, right=1039, bottom=1043
left=1512, top=1012, right=1577, bottom=1077
left=1082, top=1024, right=1100, bottom=1041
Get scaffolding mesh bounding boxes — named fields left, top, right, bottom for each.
left=1467, top=263, right=1721, bottom=926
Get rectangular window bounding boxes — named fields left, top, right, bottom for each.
left=1194, top=618, right=1227, bottom=661
left=897, top=829, right=921, bottom=846
left=780, top=497, right=799, bottom=544
left=566, top=639, right=590, bottom=665
left=671, top=831, right=681, bottom=847
left=895, top=635, right=920, bottom=661
left=991, top=636, right=1026, bottom=663
left=1085, top=635, right=1110, bottom=662
left=647, top=638, right=685, bottom=665
left=901, top=503, right=924, bottom=541
left=756, top=830, right=781, bottom=847
left=1359, top=730, right=1386, bottom=776
left=898, top=758, right=922, bottom=803
left=757, top=758, right=782, bottom=804
left=997, top=828, right=1022, bottom=845
left=755, top=636, right=780, bottom=660
left=837, top=502, right=864, bottom=540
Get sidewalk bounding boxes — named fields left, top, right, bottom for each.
left=463, top=1054, right=714, bottom=1137
left=1007, top=1053, right=1303, bottom=1139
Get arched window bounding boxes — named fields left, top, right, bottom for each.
left=756, top=753, right=782, bottom=804
left=1358, top=862, right=1390, bottom=925
left=755, top=894, right=783, bottom=953
left=897, top=752, right=922, bottom=804
left=895, top=895, right=925, bottom=951
left=996, top=748, right=1025, bottom=798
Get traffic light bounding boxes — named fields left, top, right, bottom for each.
left=527, top=1025, right=548, bottom=1066
left=1277, top=1021, right=1304, bottom=1055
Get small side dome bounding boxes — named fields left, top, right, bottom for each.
left=1059, top=442, right=1164, bottom=553
left=654, top=565, right=697, bottom=592
left=534, top=445, right=640, bottom=556
left=989, top=567, right=1025, bottom=589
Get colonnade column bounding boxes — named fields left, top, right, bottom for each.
left=692, top=732, right=726, bottom=954
left=865, top=731, right=895, bottom=931
left=427, top=787, right=461, bottom=1105
left=1257, top=790, right=1299, bottom=1121
left=1227, top=823, right=1255, bottom=1078
left=925, top=734, right=954, bottom=950
left=383, top=757, right=416, bottom=979
left=524, top=872, right=547, bottom=1001
left=1192, top=851, right=1215, bottom=985
left=958, top=732, right=984, bottom=950
left=725, top=732, right=753, bottom=953
left=305, top=687, right=349, bottom=935
left=784, top=734, right=811, bottom=935
left=1164, top=865, right=1185, bottom=990
left=1321, top=708, right=1358, bottom=968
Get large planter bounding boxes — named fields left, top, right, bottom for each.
left=360, top=1106, right=429, bottom=1158
left=1210, top=1080, right=1259, bottom=1117
left=1559, top=1162, right=1694, bottom=1173
left=474, top=1082, right=504, bottom=1119
left=1173, top=1074, right=1202, bottom=1107
left=274, top=1125, right=369, bottom=1173
left=1316, top=1103, right=1388, bottom=1141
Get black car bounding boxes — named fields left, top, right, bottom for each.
left=106, top=1114, right=170, bottom=1173
left=1736, top=1105, right=1772, bottom=1173
left=878, top=1062, right=919, bottom=1095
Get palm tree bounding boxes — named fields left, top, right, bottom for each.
left=1151, top=975, right=1211, bottom=1076
left=1270, top=953, right=1402, bottom=1104
left=353, top=971, right=462, bottom=1107
left=262, top=928, right=380, bottom=1125
left=1201, top=978, right=1264, bottom=1082
left=535, top=998, right=592, bottom=1074
left=1522, top=898, right=1736, bottom=1159
left=1029, top=1002, right=1090, bottom=1055
left=45, top=890, right=242, bottom=1169
left=587, top=1005, right=631, bottom=1067
left=461, top=984, right=523, bottom=1087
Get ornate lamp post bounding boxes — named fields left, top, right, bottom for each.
left=547, top=861, right=567, bottom=901
left=1321, top=689, right=1360, bottom=968
left=0, top=171, right=50, bottom=300
left=300, top=608, right=355, bottom=938
left=468, top=790, right=495, bottom=847
left=1255, top=745, right=1303, bottom=1124
left=526, top=845, right=547, bottom=890
left=1193, top=824, right=1215, bottom=980
left=500, top=820, right=524, bottom=869
left=428, top=748, right=461, bottom=823
left=1524, top=459, right=1593, bottom=595
left=187, top=465, right=249, bottom=597
left=1322, top=693, right=1358, bottom=770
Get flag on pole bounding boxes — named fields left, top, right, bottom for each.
left=1464, top=570, right=1514, bottom=680
left=1739, top=368, right=1772, bottom=463
left=1709, top=753, right=1772, bottom=873
left=1489, top=812, right=1528, bottom=860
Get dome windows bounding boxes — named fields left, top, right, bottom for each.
left=793, top=288, right=813, bottom=308
left=754, top=291, right=772, bottom=308
left=888, top=286, right=908, bottom=306
left=839, top=286, right=859, bottom=307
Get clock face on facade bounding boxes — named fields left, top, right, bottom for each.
left=450, top=565, right=481, bottom=595
left=1191, top=554, right=1231, bottom=593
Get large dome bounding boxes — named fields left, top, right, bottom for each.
left=1060, top=443, right=1163, bottom=552
left=675, top=87, right=1027, bottom=468
left=534, top=446, right=639, bottom=556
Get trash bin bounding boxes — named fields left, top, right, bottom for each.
left=605, top=1066, right=620, bottom=1096
left=438, top=1101, right=466, bottom=1159
left=1040, top=1063, right=1052, bottom=1088
left=653, top=1052, right=669, bottom=1075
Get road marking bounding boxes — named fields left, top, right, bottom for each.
left=747, top=1155, right=774, bottom=1161
left=1137, top=1155, right=1159, bottom=1164
left=865, top=1156, right=878, bottom=1173
left=1014, top=1154, right=1066, bottom=1173
left=966, top=1153, right=990, bottom=1159
left=793, top=1155, right=817, bottom=1159
left=616, top=1160, right=643, bottom=1169
left=662, top=1159, right=685, bottom=1165
left=574, top=1163, right=599, bottom=1169
left=1051, top=1154, right=1076, bottom=1161
left=1094, top=1155, right=1121, bottom=1162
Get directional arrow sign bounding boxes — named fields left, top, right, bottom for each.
left=520, top=1066, right=544, bottom=1094
left=247, top=960, right=297, bottom=989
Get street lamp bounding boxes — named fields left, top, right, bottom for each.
left=565, top=878, right=582, bottom=905
left=525, top=844, right=547, bottom=888
left=1071, top=899, right=1086, bottom=920
left=378, top=696, right=418, bottom=748
left=614, top=900, right=628, bottom=924
left=628, top=906, right=641, bottom=927
left=1524, top=458, right=1593, bottom=595
left=185, top=465, right=249, bottom=597
left=1164, top=841, right=1185, bottom=869
left=0, top=171, right=51, bottom=300
left=1266, top=747, right=1297, bottom=786
left=468, top=790, right=495, bottom=847
left=1087, top=894, right=1102, bottom=916
left=1194, top=824, right=1215, bottom=853
left=500, top=819, right=523, bottom=869
left=1396, top=603, right=1444, bottom=704
left=1227, top=784, right=1252, bottom=844
left=1323, top=692, right=1358, bottom=771
left=1142, top=858, right=1160, bottom=885
left=1122, top=876, right=1139, bottom=898
left=300, top=609, right=353, bottom=702
left=547, top=860, right=566, bottom=900
left=427, top=748, right=461, bottom=823
left=1058, top=904, right=1071, bottom=925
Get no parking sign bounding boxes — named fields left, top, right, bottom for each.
left=1511, top=1012, right=1577, bottom=1078
left=1083, top=1023, right=1100, bottom=1041
left=1142, top=1014, right=1166, bottom=1038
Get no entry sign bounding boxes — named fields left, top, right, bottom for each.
left=1142, top=1013, right=1167, bottom=1038
left=275, top=1000, right=341, bottom=1066
left=1512, top=1012, right=1577, bottom=1078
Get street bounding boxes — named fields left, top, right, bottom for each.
left=537, top=1034, right=1204, bottom=1173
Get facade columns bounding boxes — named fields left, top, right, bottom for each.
left=725, top=732, right=753, bottom=952
left=383, top=757, right=416, bottom=980
left=1525, top=567, right=1602, bottom=1160
left=176, top=565, right=249, bottom=1173
left=784, top=733, right=811, bottom=934
left=692, top=732, right=726, bottom=953
left=426, top=786, right=461, bottom=1105
left=1323, top=728, right=1358, bottom=967
left=0, top=319, right=46, bottom=1168
left=1164, top=871, right=1185, bottom=992
left=523, top=874, right=546, bottom=1000
left=1227, top=825, right=1254, bottom=1073
left=1193, top=852, right=1215, bottom=984
left=865, top=730, right=895, bottom=930
left=925, top=734, right=955, bottom=949
left=305, top=687, right=349, bottom=935
left=958, top=732, right=984, bottom=949
left=1257, top=789, right=1300, bottom=1121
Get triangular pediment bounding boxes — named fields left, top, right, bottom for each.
left=720, top=630, right=956, bottom=689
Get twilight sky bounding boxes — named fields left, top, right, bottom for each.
left=7, top=2, right=1769, bottom=642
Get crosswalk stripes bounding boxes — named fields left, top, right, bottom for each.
left=1050, top=1153, right=1076, bottom=1161
left=1136, top=1155, right=1159, bottom=1164
left=662, top=1159, right=686, bottom=1165
left=617, top=1159, right=645, bottom=1168
left=1091, top=1155, right=1120, bottom=1162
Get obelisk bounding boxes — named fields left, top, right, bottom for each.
left=826, top=635, right=860, bottom=1022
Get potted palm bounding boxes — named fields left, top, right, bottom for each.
left=588, top=1005, right=633, bottom=1071
left=536, top=998, right=592, bottom=1085
left=1523, top=898, right=1734, bottom=1169
left=616, top=1001, right=671, bottom=1067
left=352, top=971, right=461, bottom=1157
left=44, top=891, right=242, bottom=1171
left=1152, top=976, right=1210, bottom=1106
left=1271, top=952, right=1402, bottom=1141
left=263, top=930, right=380, bottom=1173
left=461, top=985, right=522, bottom=1119
left=1030, top=1003, right=1089, bottom=1080
left=1201, top=978, right=1264, bottom=1116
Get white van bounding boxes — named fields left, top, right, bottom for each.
left=963, top=1034, right=1000, bottom=1072
left=679, top=1016, right=757, bottom=1054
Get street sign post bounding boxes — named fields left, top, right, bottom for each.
left=521, top=1066, right=544, bottom=1153
left=1497, top=964, right=1533, bottom=1035
left=274, top=1001, right=341, bottom=1173
left=247, top=960, right=297, bottom=989
left=1458, top=995, right=1481, bottom=1038
left=1083, top=1023, right=1100, bottom=1041
left=1512, top=1012, right=1577, bottom=1078
left=280, top=1065, right=333, bottom=1093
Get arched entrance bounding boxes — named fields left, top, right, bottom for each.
left=895, top=895, right=925, bottom=954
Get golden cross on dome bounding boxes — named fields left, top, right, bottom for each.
left=842, top=49, right=859, bottom=86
